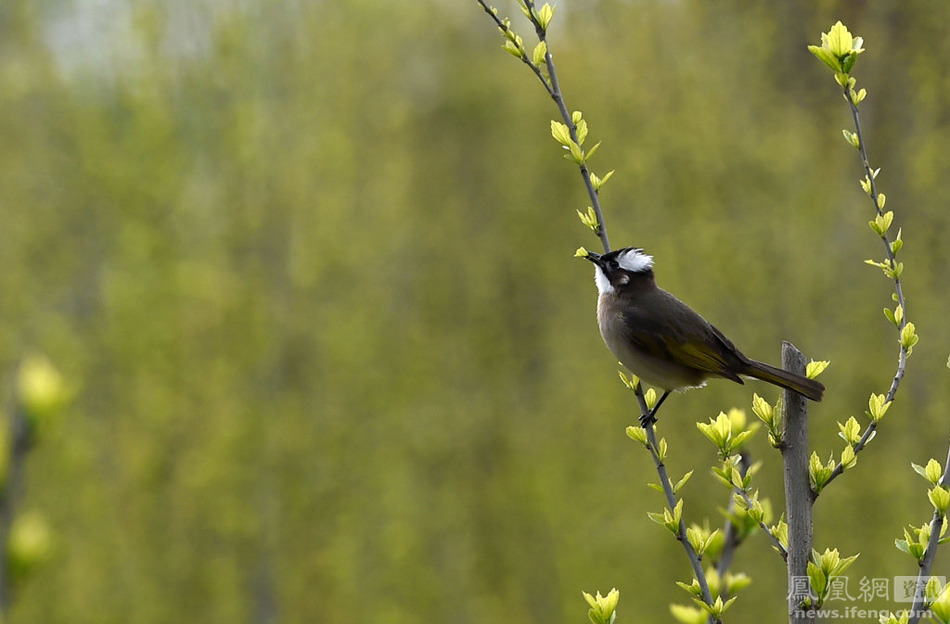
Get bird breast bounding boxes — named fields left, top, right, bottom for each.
left=596, top=293, right=709, bottom=391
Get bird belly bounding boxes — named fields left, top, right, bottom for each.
left=598, top=303, right=708, bottom=391
left=610, top=339, right=708, bottom=391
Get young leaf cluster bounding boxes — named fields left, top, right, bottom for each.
left=895, top=521, right=948, bottom=562
left=476, top=0, right=556, bottom=90
left=582, top=588, right=620, bottom=624
left=697, top=410, right=757, bottom=459
left=696, top=409, right=787, bottom=562
left=648, top=499, right=685, bottom=536
left=805, top=548, right=859, bottom=608
left=673, top=566, right=751, bottom=624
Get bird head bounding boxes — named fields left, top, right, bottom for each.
left=584, top=247, right=654, bottom=295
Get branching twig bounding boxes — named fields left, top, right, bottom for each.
left=716, top=452, right=788, bottom=574
left=474, top=0, right=611, bottom=253
left=474, top=1, right=554, bottom=97
left=735, top=488, right=788, bottom=562
left=823, top=82, right=910, bottom=491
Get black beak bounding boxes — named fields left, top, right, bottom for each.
left=585, top=251, right=603, bottom=266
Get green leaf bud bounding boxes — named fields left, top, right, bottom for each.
left=900, top=322, right=919, bottom=353
left=575, top=119, right=589, bottom=146
left=617, top=370, right=640, bottom=391
left=929, top=486, right=950, bottom=515
left=585, top=141, right=602, bottom=161
left=890, top=229, right=903, bottom=254
left=771, top=519, right=789, bottom=550
left=582, top=588, right=620, bottom=624
left=867, top=393, right=891, bottom=422
left=670, top=604, right=707, bottom=624
left=870, top=211, right=893, bottom=235
left=806, top=360, right=830, bottom=379
left=503, top=39, right=523, bottom=59
left=567, top=140, right=585, bottom=164
left=550, top=120, right=571, bottom=146
left=751, top=393, right=773, bottom=426
left=673, top=470, right=693, bottom=494
left=827, top=21, right=854, bottom=58
left=842, top=129, right=860, bottom=148
left=536, top=3, right=555, bottom=30
left=590, top=170, right=614, bottom=192
left=837, top=416, right=862, bottom=445
left=807, top=45, right=841, bottom=72
left=917, top=458, right=943, bottom=485
left=931, top=584, right=950, bottom=624
left=841, top=444, right=857, bottom=470
left=644, top=388, right=657, bottom=409
left=625, top=425, right=648, bottom=445
left=532, top=41, right=547, bottom=66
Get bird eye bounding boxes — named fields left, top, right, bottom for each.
left=608, top=259, right=619, bottom=270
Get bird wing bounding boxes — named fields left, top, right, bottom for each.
left=621, top=290, right=749, bottom=382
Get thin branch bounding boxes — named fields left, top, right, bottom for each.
left=474, top=1, right=555, bottom=97
left=735, top=487, right=788, bottom=563
left=907, top=441, right=950, bottom=624
left=823, top=414, right=877, bottom=490
left=631, top=385, right=720, bottom=623
left=475, top=0, right=611, bottom=252
left=716, top=453, right=787, bottom=576
left=823, top=85, right=909, bottom=491
left=715, top=453, right=749, bottom=579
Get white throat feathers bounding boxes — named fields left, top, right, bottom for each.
left=616, top=248, right=654, bottom=273
left=594, top=265, right=613, bottom=295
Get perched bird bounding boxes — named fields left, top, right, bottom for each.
left=583, top=247, right=824, bottom=422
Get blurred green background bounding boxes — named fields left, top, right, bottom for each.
left=2, top=0, right=950, bottom=622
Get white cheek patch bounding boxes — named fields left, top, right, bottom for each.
left=617, top=249, right=654, bottom=273
left=594, top=266, right=614, bottom=295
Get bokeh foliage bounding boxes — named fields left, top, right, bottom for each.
left=1, top=0, right=950, bottom=622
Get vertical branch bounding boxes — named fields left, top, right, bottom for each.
left=779, top=342, right=814, bottom=624
left=629, top=387, right=719, bottom=623
left=907, top=442, right=950, bottom=624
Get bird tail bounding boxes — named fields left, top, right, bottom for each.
left=743, top=359, right=825, bottom=402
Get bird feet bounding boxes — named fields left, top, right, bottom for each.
left=638, top=390, right=670, bottom=427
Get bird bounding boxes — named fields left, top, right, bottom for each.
left=582, top=246, right=824, bottom=423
